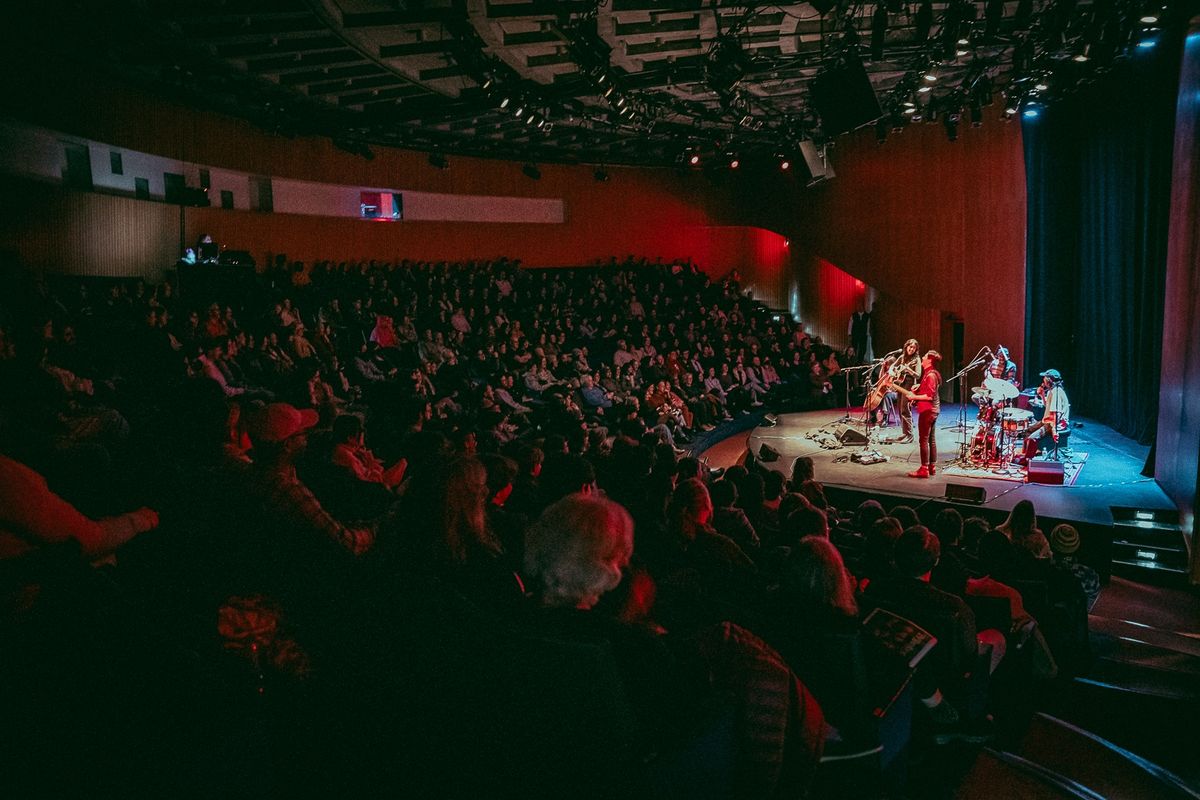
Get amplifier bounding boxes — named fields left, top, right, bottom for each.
left=1027, top=459, right=1065, bottom=485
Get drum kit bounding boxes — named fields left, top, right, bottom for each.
left=967, top=376, right=1032, bottom=471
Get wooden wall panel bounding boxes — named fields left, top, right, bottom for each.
left=0, top=178, right=178, bottom=278
left=1155, top=18, right=1200, bottom=576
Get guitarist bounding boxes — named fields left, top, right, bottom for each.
left=885, top=338, right=922, bottom=444
left=894, top=350, right=943, bottom=478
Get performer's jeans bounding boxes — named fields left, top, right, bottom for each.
left=918, top=409, right=938, bottom=466
left=899, top=395, right=914, bottom=436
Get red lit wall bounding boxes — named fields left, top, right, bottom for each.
left=728, top=119, right=1027, bottom=373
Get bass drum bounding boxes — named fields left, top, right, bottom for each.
left=970, top=425, right=998, bottom=463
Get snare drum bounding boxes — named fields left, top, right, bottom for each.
left=999, top=408, right=1034, bottom=433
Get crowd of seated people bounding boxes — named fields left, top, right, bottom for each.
left=0, top=253, right=1098, bottom=797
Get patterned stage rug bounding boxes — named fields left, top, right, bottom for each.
left=942, top=452, right=1089, bottom=485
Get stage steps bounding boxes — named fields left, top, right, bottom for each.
left=978, top=713, right=1200, bottom=800
left=1109, top=506, right=1191, bottom=579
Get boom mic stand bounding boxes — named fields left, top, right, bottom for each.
left=944, top=348, right=990, bottom=467
left=826, top=363, right=878, bottom=426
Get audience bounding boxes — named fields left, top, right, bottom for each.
left=0, top=254, right=1103, bottom=797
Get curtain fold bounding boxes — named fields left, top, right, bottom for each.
left=1023, top=39, right=1183, bottom=443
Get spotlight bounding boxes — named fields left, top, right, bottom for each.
left=924, top=71, right=938, bottom=83
left=689, top=153, right=701, bottom=166
left=918, top=84, right=932, bottom=93
left=514, top=106, right=525, bottom=116
left=525, top=114, right=536, bottom=124
left=482, top=77, right=494, bottom=90
left=779, top=157, right=791, bottom=171
left=904, top=106, right=917, bottom=114
left=1140, top=4, right=1160, bottom=24
left=1023, top=106, right=1040, bottom=118
left=1034, top=81, right=1048, bottom=92
left=729, top=158, right=740, bottom=169
left=522, top=163, right=541, bottom=180
left=1073, top=45, right=1090, bottom=62
left=604, top=86, right=614, bottom=98
left=499, top=97, right=510, bottom=109
left=1137, top=29, right=1160, bottom=48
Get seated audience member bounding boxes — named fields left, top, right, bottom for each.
left=526, top=494, right=824, bottom=796
left=396, top=456, right=524, bottom=606
left=930, top=508, right=971, bottom=597
left=0, top=453, right=158, bottom=562
left=998, top=500, right=1047, bottom=553
left=480, top=453, right=525, bottom=560
left=975, top=531, right=1058, bottom=679
left=246, top=403, right=375, bottom=556
left=1049, top=524, right=1101, bottom=611
left=865, top=526, right=1002, bottom=731
left=788, top=456, right=815, bottom=491
left=330, top=413, right=406, bottom=489
left=709, top=478, right=760, bottom=554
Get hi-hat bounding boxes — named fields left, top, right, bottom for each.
left=983, top=376, right=1020, bottom=400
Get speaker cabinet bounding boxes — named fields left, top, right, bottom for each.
left=810, top=56, right=882, bottom=135
left=945, top=483, right=986, bottom=504
left=1027, top=459, right=1065, bottom=485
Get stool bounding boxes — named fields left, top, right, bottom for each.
left=1046, top=428, right=1071, bottom=461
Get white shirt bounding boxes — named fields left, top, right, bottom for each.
left=1044, top=385, right=1070, bottom=428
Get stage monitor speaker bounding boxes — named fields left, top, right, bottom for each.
left=1027, top=459, right=1065, bottom=485
left=810, top=56, right=882, bottom=135
left=945, top=483, right=986, bottom=504
left=838, top=428, right=870, bottom=446
left=758, top=443, right=781, bottom=462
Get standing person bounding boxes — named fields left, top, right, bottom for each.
left=885, top=339, right=922, bottom=444
left=848, top=305, right=872, bottom=363
left=1021, top=369, right=1070, bottom=462
left=898, top=350, right=943, bottom=478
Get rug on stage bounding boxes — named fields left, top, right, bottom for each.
left=942, top=452, right=1089, bottom=485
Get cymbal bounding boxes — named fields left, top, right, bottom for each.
left=983, top=376, right=1021, bottom=400
left=970, top=384, right=991, bottom=398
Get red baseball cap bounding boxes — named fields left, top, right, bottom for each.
left=248, top=403, right=319, bottom=443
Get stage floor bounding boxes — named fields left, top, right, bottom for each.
left=739, top=404, right=1175, bottom=527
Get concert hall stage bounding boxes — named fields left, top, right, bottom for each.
left=706, top=404, right=1175, bottom=530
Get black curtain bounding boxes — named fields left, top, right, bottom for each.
left=1023, top=36, right=1183, bottom=443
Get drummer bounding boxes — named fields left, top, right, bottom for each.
left=988, top=345, right=1019, bottom=387
left=1021, top=369, right=1071, bottom=461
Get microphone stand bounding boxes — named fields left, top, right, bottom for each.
left=826, top=362, right=878, bottom=426
left=944, top=348, right=990, bottom=468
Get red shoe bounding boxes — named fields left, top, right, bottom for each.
left=928, top=464, right=937, bottom=476
left=908, top=466, right=930, bottom=479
